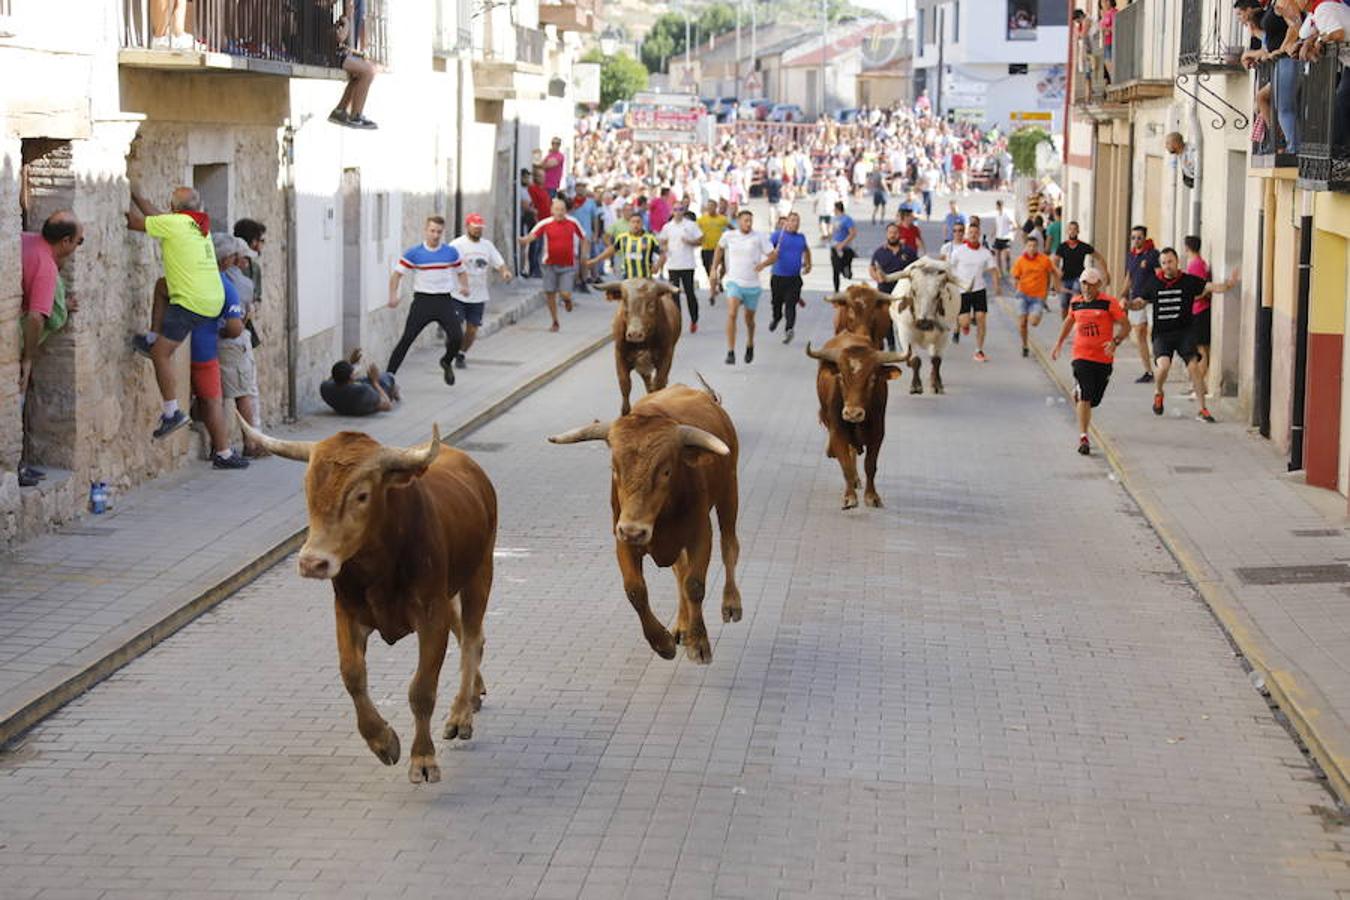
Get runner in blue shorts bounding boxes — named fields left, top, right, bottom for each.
left=712, top=210, right=777, bottom=366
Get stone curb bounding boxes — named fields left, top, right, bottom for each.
left=0, top=295, right=614, bottom=750
left=1001, top=295, right=1350, bottom=805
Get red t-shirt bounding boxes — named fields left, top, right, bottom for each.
left=528, top=184, right=551, bottom=220
left=951, top=152, right=966, bottom=172
left=898, top=223, right=921, bottom=251
left=529, top=216, right=585, bottom=266
left=20, top=232, right=58, bottom=318
left=1069, top=294, right=1127, bottom=364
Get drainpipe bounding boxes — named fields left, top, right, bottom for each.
left=283, top=120, right=299, bottom=423
left=1289, top=204, right=1313, bottom=471
left=1188, top=93, right=1202, bottom=238
left=1254, top=178, right=1274, bottom=437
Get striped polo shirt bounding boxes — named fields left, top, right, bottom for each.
left=614, top=231, right=661, bottom=279
left=395, top=242, right=463, bottom=294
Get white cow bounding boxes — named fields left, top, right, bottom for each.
left=887, top=257, right=964, bottom=395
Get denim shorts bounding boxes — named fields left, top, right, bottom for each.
left=161, top=303, right=215, bottom=343
left=1017, top=293, right=1048, bottom=316
left=452, top=298, right=485, bottom=327
left=725, top=282, right=763, bottom=311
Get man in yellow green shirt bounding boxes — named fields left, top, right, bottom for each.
left=127, top=185, right=226, bottom=439
left=697, top=200, right=729, bottom=305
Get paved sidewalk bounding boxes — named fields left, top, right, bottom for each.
left=0, top=284, right=614, bottom=746
left=1015, top=297, right=1350, bottom=803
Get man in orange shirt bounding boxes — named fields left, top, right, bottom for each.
left=1050, top=268, right=1130, bottom=455
left=1011, top=235, right=1060, bottom=358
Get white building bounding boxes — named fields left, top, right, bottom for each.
left=911, top=0, right=1068, bottom=133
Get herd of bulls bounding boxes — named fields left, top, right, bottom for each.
left=240, top=258, right=964, bottom=784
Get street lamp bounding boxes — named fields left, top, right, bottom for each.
left=599, top=25, right=621, bottom=57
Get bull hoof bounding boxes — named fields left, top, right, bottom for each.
left=864, top=491, right=884, bottom=508
left=842, top=492, right=859, bottom=510
left=932, top=382, right=944, bottom=394
left=670, top=625, right=686, bottom=646
left=370, top=727, right=401, bottom=766
left=443, top=702, right=475, bottom=741
left=409, top=754, right=441, bottom=784
left=685, top=632, right=713, bottom=665
left=722, top=596, right=743, bottom=624
left=472, top=694, right=484, bottom=712
left=910, top=384, right=923, bottom=395
left=648, top=628, right=678, bottom=660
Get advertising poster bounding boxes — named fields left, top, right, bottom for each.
left=1008, top=0, right=1038, bottom=41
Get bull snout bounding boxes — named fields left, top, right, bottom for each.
left=625, top=329, right=648, bottom=343
left=916, top=318, right=937, bottom=332
left=297, top=548, right=341, bottom=579
left=842, top=406, right=867, bottom=423
left=615, top=521, right=653, bottom=545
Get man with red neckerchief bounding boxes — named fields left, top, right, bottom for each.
left=1051, top=268, right=1129, bottom=456
left=947, top=221, right=1001, bottom=362
left=1128, top=247, right=1237, bottom=423
left=1053, top=220, right=1112, bottom=320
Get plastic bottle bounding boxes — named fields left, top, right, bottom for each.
left=90, top=481, right=108, bottom=515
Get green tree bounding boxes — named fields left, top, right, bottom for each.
left=641, top=13, right=686, bottom=73
left=1008, top=126, right=1053, bottom=176
left=582, top=48, right=649, bottom=108
left=695, top=3, right=736, bottom=42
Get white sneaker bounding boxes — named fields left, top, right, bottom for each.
left=150, top=34, right=171, bottom=50
left=170, top=32, right=196, bottom=50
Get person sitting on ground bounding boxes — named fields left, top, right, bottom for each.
left=320, top=349, right=399, bottom=416
left=328, top=1, right=378, bottom=129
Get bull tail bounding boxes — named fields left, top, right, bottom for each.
left=695, top=371, right=722, bottom=405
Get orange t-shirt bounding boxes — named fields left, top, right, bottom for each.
left=1069, top=294, right=1127, bottom=364
left=1012, top=252, right=1055, bottom=299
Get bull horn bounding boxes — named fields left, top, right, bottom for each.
left=804, top=342, right=839, bottom=364
left=876, top=350, right=912, bottom=365
left=677, top=425, right=730, bottom=456
left=596, top=281, right=626, bottom=299
left=377, top=423, right=442, bottom=472
left=822, top=293, right=847, bottom=304
left=548, top=420, right=612, bottom=444
left=234, top=409, right=313, bottom=462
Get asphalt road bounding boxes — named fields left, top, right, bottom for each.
left=0, top=195, right=1346, bottom=900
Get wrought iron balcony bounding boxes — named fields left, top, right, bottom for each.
left=1106, top=0, right=1174, bottom=101
left=1073, top=32, right=1110, bottom=109
left=120, top=0, right=388, bottom=72
left=1297, top=47, right=1350, bottom=192
left=1251, top=59, right=1297, bottom=168
left=1179, top=0, right=1247, bottom=74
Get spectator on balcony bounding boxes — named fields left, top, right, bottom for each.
left=542, top=137, right=567, bottom=197
left=328, top=1, right=378, bottom=130
left=1296, top=0, right=1350, bottom=147
left=1164, top=132, right=1197, bottom=188
left=150, top=0, right=193, bottom=51
left=1099, top=0, right=1118, bottom=82
left=1240, top=0, right=1300, bottom=153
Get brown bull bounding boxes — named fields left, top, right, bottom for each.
left=602, top=278, right=682, bottom=415
left=241, top=416, right=496, bottom=785
left=807, top=334, right=909, bottom=510
left=549, top=380, right=741, bottom=664
left=828, top=283, right=907, bottom=349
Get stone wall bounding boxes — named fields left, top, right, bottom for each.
left=0, top=136, right=22, bottom=543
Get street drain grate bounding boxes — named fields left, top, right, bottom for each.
left=1170, top=465, right=1214, bottom=474
left=456, top=441, right=507, bottom=453
left=1291, top=528, right=1343, bottom=538
left=1235, top=564, right=1350, bottom=586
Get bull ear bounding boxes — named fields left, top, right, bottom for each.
left=235, top=409, right=313, bottom=462
left=548, top=420, right=612, bottom=444
left=883, top=367, right=904, bottom=381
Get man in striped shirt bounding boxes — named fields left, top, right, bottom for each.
left=586, top=212, right=665, bottom=280
left=386, top=215, right=469, bottom=386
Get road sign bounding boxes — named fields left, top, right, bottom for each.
left=630, top=93, right=704, bottom=144
left=1010, top=111, right=1053, bottom=124
left=572, top=63, right=601, bottom=105
left=633, top=92, right=702, bottom=108
left=743, top=71, right=762, bottom=95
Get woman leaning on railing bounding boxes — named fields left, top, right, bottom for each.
left=1293, top=1, right=1350, bottom=150
left=1237, top=0, right=1299, bottom=154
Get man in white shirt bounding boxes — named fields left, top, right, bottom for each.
left=712, top=209, right=778, bottom=365
left=449, top=213, right=512, bottom=369
left=990, top=199, right=1018, bottom=285
left=659, top=206, right=705, bottom=333
left=815, top=180, right=840, bottom=244
left=947, top=221, right=1001, bottom=363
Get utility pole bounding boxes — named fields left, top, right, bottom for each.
left=751, top=0, right=757, bottom=90
left=735, top=0, right=742, bottom=97
left=935, top=4, right=945, bottom=120
left=819, top=0, right=827, bottom=117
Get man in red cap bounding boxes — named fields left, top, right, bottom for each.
left=449, top=213, right=512, bottom=368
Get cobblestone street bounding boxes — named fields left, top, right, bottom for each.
left=1, top=219, right=1348, bottom=899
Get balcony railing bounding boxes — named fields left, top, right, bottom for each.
left=1112, top=1, right=1143, bottom=87
left=1251, top=59, right=1298, bottom=168
left=516, top=24, right=546, bottom=66
left=1179, top=0, right=1246, bottom=73
left=1297, top=47, right=1350, bottom=192
left=1073, top=31, right=1110, bottom=108
left=1107, top=0, right=1173, bottom=98
left=121, top=0, right=387, bottom=68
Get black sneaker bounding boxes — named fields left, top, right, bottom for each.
left=725, top=351, right=735, bottom=365
left=347, top=114, right=378, bottom=130
left=440, top=357, right=456, bottom=386
left=768, top=316, right=780, bottom=332
left=745, top=345, right=755, bottom=364
left=783, top=329, right=794, bottom=344
left=132, top=333, right=154, bottom=359
left=327, top=108, right=349, bottom=125
left=454, top=352, right=467, bottom=369
left=1022, top=346, right=1030, bottom=358
left=153, top=410, right=189, bottom=439
left=952, top=331, right=960, bottom=344
left=1135, top=371, right=1154, bottom=384
left=211, top=451, right=250, bottom=470
left=1077, top=437, right=1091, bottom=456
left=19, top=465, right=46, bottom=481
left=18, top=469, right=39, bottom=488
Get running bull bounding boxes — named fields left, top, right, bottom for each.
left=601, top=278, right=682, bottom=415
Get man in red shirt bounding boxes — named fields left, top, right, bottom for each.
left=1050, top=268, right=1129, bottom=455
left=951, top=150, right=967, bottom=193
left=895, top=208, right=925, bottom=257
left=519, top=197, right=585, bottom=331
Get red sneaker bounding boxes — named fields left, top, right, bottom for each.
left=691, top=321, right=698, bottom=334
left=973, top=350, right=988, bottom=362
left=1152, top=394, right=1164, bottom=416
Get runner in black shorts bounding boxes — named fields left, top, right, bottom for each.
left=1052, top=220, right=1111, bottom=319
left=946, top=221, right=1000, bottom=362
left=1051, top=268, right=1129, bottom=455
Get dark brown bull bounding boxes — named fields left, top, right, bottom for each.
left=828, top=283, right=906, bottom=350
left=240, top=416, right=495, bottom=784
left=806, top=334, right=909, bottom=510
left=602, top=278, right=682, bottom=415
left=548, top=380, right=741, bottom=664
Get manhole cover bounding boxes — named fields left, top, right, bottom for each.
left=1291, top=528, right=1342, bottom=538
left=456, top=441, right=507, bottom=453
left=1235, top=564, right=1350, bottom=586
left=1171, top=465, right=1214, bottom=474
